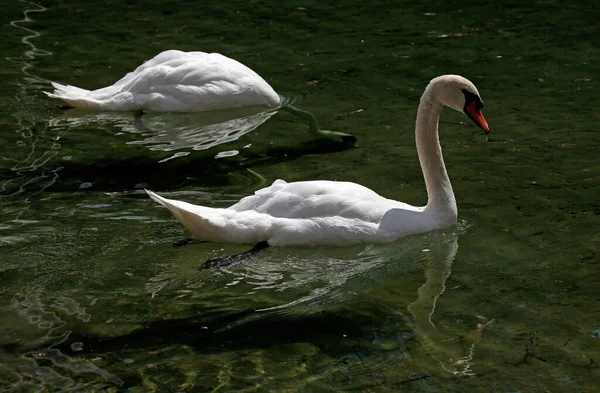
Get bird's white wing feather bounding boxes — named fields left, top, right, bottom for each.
left=47, top=50, right=281, bottom=111
left=230, top=180, right=415, bottom=223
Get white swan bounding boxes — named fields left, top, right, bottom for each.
left=146, top=75, right=489, bottom=250
left=44, top=49, right=355, bottom=143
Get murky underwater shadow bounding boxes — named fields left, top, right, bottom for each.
left=0, top=125, right=353, bottom=199
left=1, top=225, right=491, bottom=390
left=26, top=137, right=353, bottom=194
left=1, top=102, right=355, bottom=196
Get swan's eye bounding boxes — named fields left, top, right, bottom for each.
left=461, top=89, right=484, bottom=111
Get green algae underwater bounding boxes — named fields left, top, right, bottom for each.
left=0, top=0, right=598, bottom=391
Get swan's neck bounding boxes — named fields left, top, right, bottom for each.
left=415, top=96, right=457, bottom=218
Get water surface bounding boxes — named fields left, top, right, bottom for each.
left=0, top=0, right=598, bottom=391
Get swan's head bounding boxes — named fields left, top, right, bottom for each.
left=425, top=75, right=490, bottom=134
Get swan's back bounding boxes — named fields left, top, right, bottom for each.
left=45, top=50, right=282, bottom=112
left=229, top=179, right=414, bottom=222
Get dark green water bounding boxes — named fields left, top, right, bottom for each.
left=1, top=0, right=599, bottom=391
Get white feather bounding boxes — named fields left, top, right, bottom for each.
left=44, top=50, right=282, bottom=112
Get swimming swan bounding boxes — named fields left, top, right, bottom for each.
left=44, top=50, right=355, bottom=144
left=146, top=75, right=489, bottom=265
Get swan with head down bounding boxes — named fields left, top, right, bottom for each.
left=44, top=49, right=355, bottom=144
left=146, top=75, right=489, bottom=265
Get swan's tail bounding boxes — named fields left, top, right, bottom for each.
left=146, top=189, right=250, bottom=244
left=44, top=82, right=94, bottom=109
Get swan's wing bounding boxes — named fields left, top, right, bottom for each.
left=88, top=51, right=281, bottom=111
left=230, top=180, right=406, bottom=223
left=107, top=50, right=194, bottom=88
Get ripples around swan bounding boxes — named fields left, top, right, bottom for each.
left=47, top=106, right=279, bottom=162
left=137, top=221, right=484, bottom=378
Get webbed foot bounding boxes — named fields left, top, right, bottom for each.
left=201, top=241, right=270, bottom=269
left=172, top=238, right=205, bottom=248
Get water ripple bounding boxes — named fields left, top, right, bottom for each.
left=1, top=0, right=61, bottom=210
left=4, top=293, right=124, bottom=390
left=47, top=107, right=279, bottom=163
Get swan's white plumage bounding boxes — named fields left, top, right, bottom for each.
left=147, top=180, right=452, bottom=246
left=147, top=75, right=489, bottom=247
left=44, top=50, right=282, bottom=112
left=147, top=180, right=443, bottom=247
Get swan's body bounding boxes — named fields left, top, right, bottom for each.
left=45, top=50, right=355, bottom=143
left=45, top=50, right=281, bottom=112
left=147, top=180, right=447, bottom=246
left=147, top=75, right=490, bottom=247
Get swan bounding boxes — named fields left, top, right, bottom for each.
left=44, top=50, right=355, bottom=144
left=146, top=75, right=489, bottom=267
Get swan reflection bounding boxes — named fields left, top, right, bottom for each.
left=406, top=230, right=491, bottom=376
left=141, top=223, right=486, bottom=376
left=48, top=106, right=278, bottom=162
left=7, top=228, right=488, bottom=386
left=196, top=226, right=488, bottom=376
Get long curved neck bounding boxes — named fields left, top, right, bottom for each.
left=415, top=94, right=457, bottom=217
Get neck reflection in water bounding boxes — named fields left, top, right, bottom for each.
left=145, top=221, right=488, bottom=377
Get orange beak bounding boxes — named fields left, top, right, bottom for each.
left=465, top=101, right=490, bottom=134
